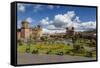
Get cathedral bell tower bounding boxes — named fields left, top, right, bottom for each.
left=21, top=20, right=30, bottom=41
left=21, top=20, right=29, bottom=29
left=66, top=26, right=75, bottom=37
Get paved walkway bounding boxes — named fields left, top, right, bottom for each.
left=17, top=53, right=96, bottom=65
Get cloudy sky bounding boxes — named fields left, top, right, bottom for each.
left=17, top=3, right=96, bottom=34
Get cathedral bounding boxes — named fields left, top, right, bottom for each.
left=17, top=20, right=43, bottom=41
left=66, top=26, right=75, bottom=36
left=17, top=20, right=76, bottom=41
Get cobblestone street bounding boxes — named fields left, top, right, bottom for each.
left=17, top=53, right=96, bottom=65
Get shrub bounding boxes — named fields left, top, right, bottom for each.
left=64, top=49, right=72, bottom=55
left=46, top=50, right=52, bottom=54
left=17, top=39, right=23, bottom=46
left=40, top=36, right=48, bottom=41
left=84, top=51, right=93, bottom=57
left=32, top=49, right=38, bottom=54
left=65, top=51, right=70, bottom=54
left=73, top=45, right=85, bottom=53
left=55, top=51, right=64, bottom=56
left=68, top=50, right=74, bottom=56
left=25, top=48, right=30, bottom=53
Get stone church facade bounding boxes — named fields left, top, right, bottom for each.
left=17, top=20, right=43, bottom=41
left=66, top=26, right=75, bottom=37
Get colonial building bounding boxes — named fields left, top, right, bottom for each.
left=66, top=26, right=75, bottom=37
left=31, top=25, right=43, bottom=40
left=17, top=20, right=43, bottom=41
left=21, top=20, right=30, bottom=40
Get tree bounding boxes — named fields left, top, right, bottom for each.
left=17, top=39, right=23, bottom=46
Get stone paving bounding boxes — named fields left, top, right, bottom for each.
left=17, top=53, right=96, bottom=65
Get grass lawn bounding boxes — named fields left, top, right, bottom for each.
left=17, top=42, right=72, bottom=54
left=17, top=38, right=96, bottom=58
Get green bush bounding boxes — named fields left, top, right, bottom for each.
left=68, top=50, right=74, bottom=56
left=17, top=39, right=23, bottom=46
left=32, top=49, right=38, bottom=54
left=17, top=45, right=27, bottom=53
left=46, top=50, right=52, bottom=54
left=55, top=50, right=64, bottom=56
left=25, top=48, right=30, bottom=53
left=18, top=41, right=73, bottom=55
left=84, top=51, right=93, bottom=57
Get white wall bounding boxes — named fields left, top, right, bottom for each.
left=0, top=0, right=99, bottom=68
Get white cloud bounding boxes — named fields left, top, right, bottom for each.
left=53, top=11, right=75, bottom=28
left=17, top=20, right=22, bottom=28
left=40, top=11, right=96, bottom=33
left=40, top=11, right=76, bottom=27
left=40, top=17, right=50, bottom=25
left=42, top=28, right=51, bottom=34
left=25, top=17, right=33, bottom=23
left=53, top=11, right=96, bottom=31
left=80, top=21, right=96, bottom=29
left=43, top=28, right=66, bottom=34
left=66, top=11, right=75, bottom=18
left=74, top=16, right=80, bottom=23
left=17, top=3, right=25, bottom=12
left=47, top=25, right=56, bottom=29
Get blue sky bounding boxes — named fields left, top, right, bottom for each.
left=17, top=3, right=96, bottom=33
